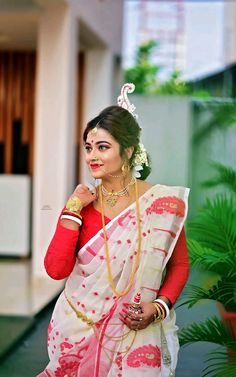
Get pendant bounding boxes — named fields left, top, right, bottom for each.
left=106, top=194, right=118, bottom=207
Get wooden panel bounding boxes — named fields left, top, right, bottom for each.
left=15, top=52, right=22, bottom=119
left=5, top=52, right=14, bottom=173
left=76, top=51, right=85, bottom=182
left=22, top=53, right=30, bottom=144
left=0, top=54, right=4, bottom=143
left=0, top=51, right=36, bottom=174
left=28, top=53, right=36, bottom=176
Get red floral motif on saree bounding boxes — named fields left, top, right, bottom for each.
left=54, top=345, right=89, bottom=377
left=126, top=344, right=161, bottom=368
left=146, top=196, right=185, bottom=218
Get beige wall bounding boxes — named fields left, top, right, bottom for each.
left=224, top=1, right=236, bottom=65
left=132, top=96, right=191, bottom=188
left=69, top=0, right=123, bottom=55
left=0, top=0, right=124, bottom=54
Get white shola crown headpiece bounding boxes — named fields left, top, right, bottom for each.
left=117, top=83, right=149, bottom=177
left=117, top=83, right=138, bottom=119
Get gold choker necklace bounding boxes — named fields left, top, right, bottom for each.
left=99, top=178, right=141, bottom=297
left=101, top=176, right=136, bottom=207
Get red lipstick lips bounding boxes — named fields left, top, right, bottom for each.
left=90, top=164, right=102, bottom=170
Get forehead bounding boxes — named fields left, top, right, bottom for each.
left=86, top=128, right=116, bottom=143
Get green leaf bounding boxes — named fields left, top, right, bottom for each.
left=181, top=280, right=236, bottom=311
left=202, top=162, right=236, bottom=194
left=202, top=350, right=236, bottom=377
left=187, top=239, right=236, bottom=278
left=179, top=316, right=235, bottom=349
left=188, top=195, right=236, bottom=252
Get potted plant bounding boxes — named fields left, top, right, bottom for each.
left=179, top=162, right=236, bottom=376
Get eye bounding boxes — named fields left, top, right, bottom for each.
left=84, top=146, right=92, bottom=153
left=99, top=145, right=109, bottom=151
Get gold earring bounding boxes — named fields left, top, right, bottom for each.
left=121, top=160, right=130, bottom=176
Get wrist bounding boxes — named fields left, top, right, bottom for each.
left=65, top=196, right=83, bottom=213
left=153, top=298, right=170, bottom=319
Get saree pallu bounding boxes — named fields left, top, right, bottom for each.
left=38, top=184, right=189, bottom=377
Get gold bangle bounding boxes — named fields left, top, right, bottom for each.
left=152, top=302, right=165, bottom=323
left=66, top=196, right=83, bottom=213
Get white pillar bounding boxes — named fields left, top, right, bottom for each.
left=81, top=49, right=113, bottom=184
left=32, top=3, right=77, bottom=277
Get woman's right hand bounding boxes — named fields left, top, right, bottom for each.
left=68, top=184, right=97, bottom=209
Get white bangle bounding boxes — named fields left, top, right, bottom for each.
left=61, top=214, right=82, bottom=226
left=154, top=298, right=170, bottom=318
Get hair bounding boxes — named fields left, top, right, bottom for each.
left=83, top=105, right=151, bottom=180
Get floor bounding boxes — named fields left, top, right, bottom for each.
left=0, top=260, right=217, bottom=377
left=0, top=259, right=63, bottom=316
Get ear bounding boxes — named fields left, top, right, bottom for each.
left=125, top=146, right=134, bottom=160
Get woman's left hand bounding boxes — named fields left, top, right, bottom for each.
left=119, top=301, right=157, bottom=331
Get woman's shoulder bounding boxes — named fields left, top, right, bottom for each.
left=138, top=180, right=190, bottom=196
left=137, top=180, right=154, bottom=195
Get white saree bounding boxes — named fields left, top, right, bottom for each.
left=38, top=184, right=189, bottom=377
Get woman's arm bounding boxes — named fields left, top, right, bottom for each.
left=44, top=184, right=97, bottom=280
left=157, top=227, right=190, bottom=306
left=44, top=210, right=80, bottom=280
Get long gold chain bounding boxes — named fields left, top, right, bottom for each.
left=99, top=178, right=142, bottom=297
left=93, top=326, right=137, bottom=362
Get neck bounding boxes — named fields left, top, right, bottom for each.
left=101, top=173, right=133, bottom=192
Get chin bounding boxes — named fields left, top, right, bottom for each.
left=90, top=171, right=105, bottom=179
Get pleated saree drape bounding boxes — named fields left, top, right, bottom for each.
left=38, top=184, right=189, bottom=377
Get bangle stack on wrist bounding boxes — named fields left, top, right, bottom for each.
left=152, top=298, right=170, bottom=323
left=61, top=195, right=83, bottom=226
left=61, top=211, right=83, bottom=226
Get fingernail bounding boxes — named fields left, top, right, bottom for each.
left=122, top=303, right=129, bottom=307
left=122, top=308, right=128, bottom=314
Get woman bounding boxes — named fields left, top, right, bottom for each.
left=38, top=84, right=189, bottom=377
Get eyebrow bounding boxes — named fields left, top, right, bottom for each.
left=85, top=141, right=112, bottom=146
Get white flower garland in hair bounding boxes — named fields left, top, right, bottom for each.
left=132, top=143, right=149, bottom=178
left=117, top=83, right=149, bottom=177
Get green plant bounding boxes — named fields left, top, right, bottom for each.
left=179, top=317, right=236, bottom=377
left=194, top=102, right=236, bottom=142
left=124, top=40, right=159, bottom=94
left=124, top=40, right=210, bottom=97
left=179, top=162, right=236, bottom=376
left=202, top=162, right=236, bottom=194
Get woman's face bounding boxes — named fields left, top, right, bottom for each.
left=84, top=128, right=124, bottom=179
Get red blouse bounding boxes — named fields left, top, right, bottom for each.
left=44, top=203, right=189, bottom=305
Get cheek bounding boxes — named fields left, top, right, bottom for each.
left=104, top=153, right=122, bottom=165
left=84, top=153, right=90, bottom=164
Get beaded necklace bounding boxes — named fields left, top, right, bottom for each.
left=99, top=177, right=141, bottom=297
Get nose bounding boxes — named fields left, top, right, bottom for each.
left=89, top=151, right=99, bottom=162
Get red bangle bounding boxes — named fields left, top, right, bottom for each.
left=62, top=211, right=83, bottom=220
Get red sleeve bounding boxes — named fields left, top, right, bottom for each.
left=158, top=227, right=189, bottom=306
left=44, top=210, right=80, bottom=280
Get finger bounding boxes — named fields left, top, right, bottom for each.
left=132, top=322, right=139, bottom=331
left=122, top=303, right=129, bottom=307
left=119, top=313, right=126, bottom=321
left=135, top=314, right=144, bottom=322
left=127, top=313, right=139, bottom=321
left=119, top=316, right=126, bottom=324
